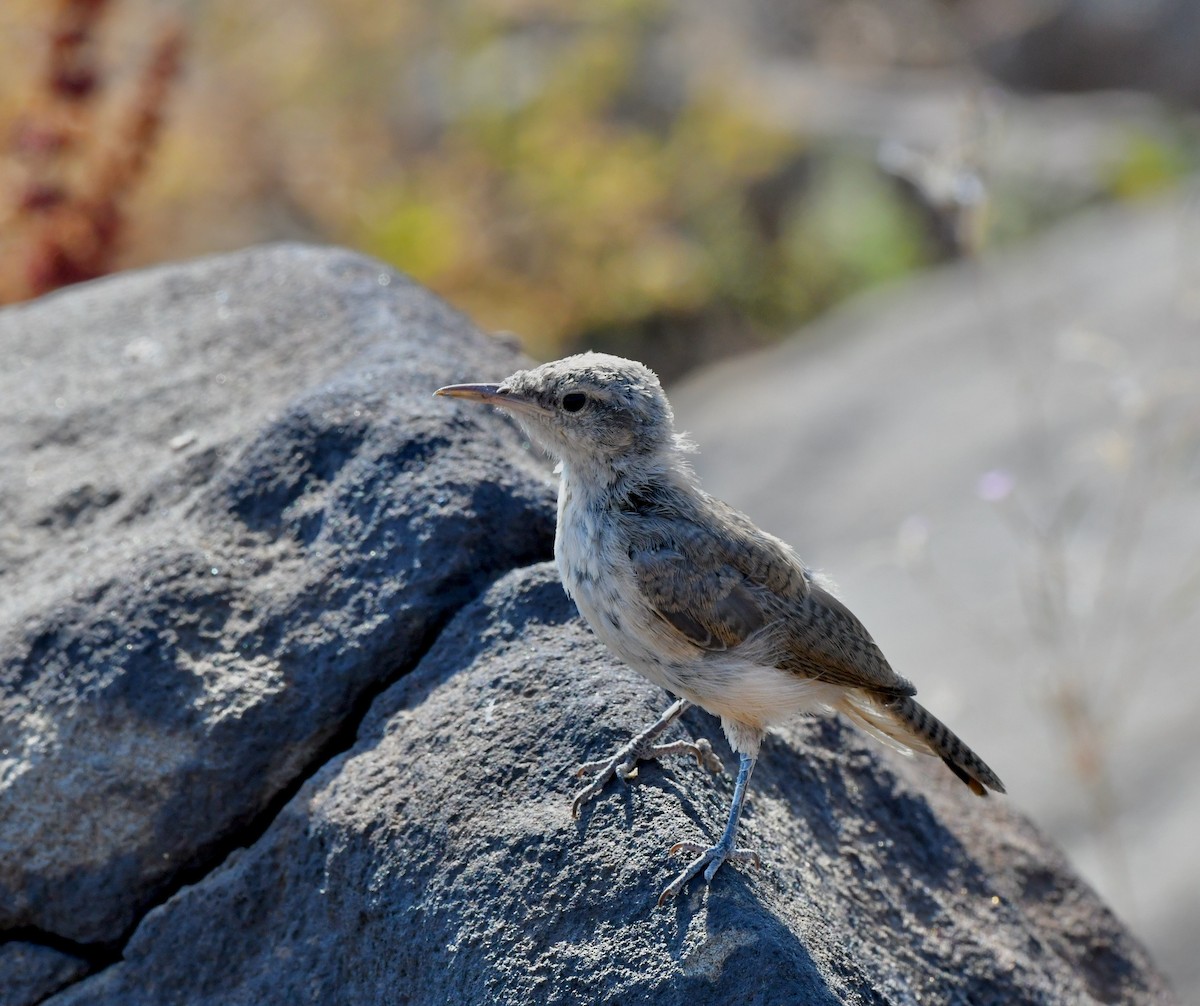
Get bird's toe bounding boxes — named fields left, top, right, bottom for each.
left=657, top=838, right=760, bottom=905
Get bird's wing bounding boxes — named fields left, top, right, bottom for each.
left=629, top=535, right=767, bottom=650
left=775, top=582, right=914, bottom=696
left=627, top=496, right=914, bottom=697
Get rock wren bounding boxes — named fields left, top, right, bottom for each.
left=436, top=352, right=1004, bottom=905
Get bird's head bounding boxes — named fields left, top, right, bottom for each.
left=436, top=352, right=681, bottom=474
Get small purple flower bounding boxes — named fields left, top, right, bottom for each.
left=976, top=469, right=1015, bottom=503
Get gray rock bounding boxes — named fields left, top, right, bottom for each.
left=46, top=564, right=1173, bottom=1005
left=0, top=245, right=554, bottom=993
left=0, top=944, right=89, bottom=1006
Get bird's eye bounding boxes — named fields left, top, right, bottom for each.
left=561, top=392, right=587, bottom=413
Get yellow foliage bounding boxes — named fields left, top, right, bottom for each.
left=0, top=0, right=955, bottom=348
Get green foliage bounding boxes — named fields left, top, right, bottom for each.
left=348, top=3, right=931, bottom=353
left=778, top=155, right=930, bottom=318
left=1106, top=126, right=1195, bottom=200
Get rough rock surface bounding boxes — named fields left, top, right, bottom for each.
left=45, top=565, right=1172, bottom=1005
left=0, top=944, right=88, bottom=1006
left=0, top=245, right=555, bottom=1002
left=0, top=244, right=1177, bottom=1004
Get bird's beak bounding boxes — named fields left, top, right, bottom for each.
left=434, top=383, right=550, bottom=417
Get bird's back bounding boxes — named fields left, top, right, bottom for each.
left=608, top=479, right=914, bottom=697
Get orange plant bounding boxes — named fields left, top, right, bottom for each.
left=0, top=0, right=183, bottom=303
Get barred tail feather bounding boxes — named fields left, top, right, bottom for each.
left=838, top=692, right=1005, bottom=797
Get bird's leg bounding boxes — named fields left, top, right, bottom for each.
left=657, top=751, right=760, bottom=906
left=571, top=698, right=723, bottom=818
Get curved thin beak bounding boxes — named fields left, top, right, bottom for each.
left=434, top=383, right=503, bottom=403
left=434, top=383, right=549, bottom=417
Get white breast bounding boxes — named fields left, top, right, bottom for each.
left=554, top=474, right=697, bottom=692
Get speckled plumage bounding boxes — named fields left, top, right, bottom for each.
left=436, top=351, right=1004, bottom=903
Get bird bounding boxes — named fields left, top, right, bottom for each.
left=435, top=351, right=1004, bottom=905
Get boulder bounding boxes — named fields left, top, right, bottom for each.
left=45, top=564, right=1173, bottom=1005
left=0, top=245, right=554, bottom=1001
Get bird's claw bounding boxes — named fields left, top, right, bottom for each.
left=656, top=840, right=761, bottom=907
left=571, top=736, right=723, bottom=819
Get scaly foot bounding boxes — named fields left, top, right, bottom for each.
left=656, top=750, right=761, bottom=906
left=657, top=838, right=761, bottom=906
left=571, top=699, right=723, bottom=818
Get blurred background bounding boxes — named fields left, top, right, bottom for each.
left=2, top=0, right=1198, bottom=997
left=3, top=0, right=1198, bottom=373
